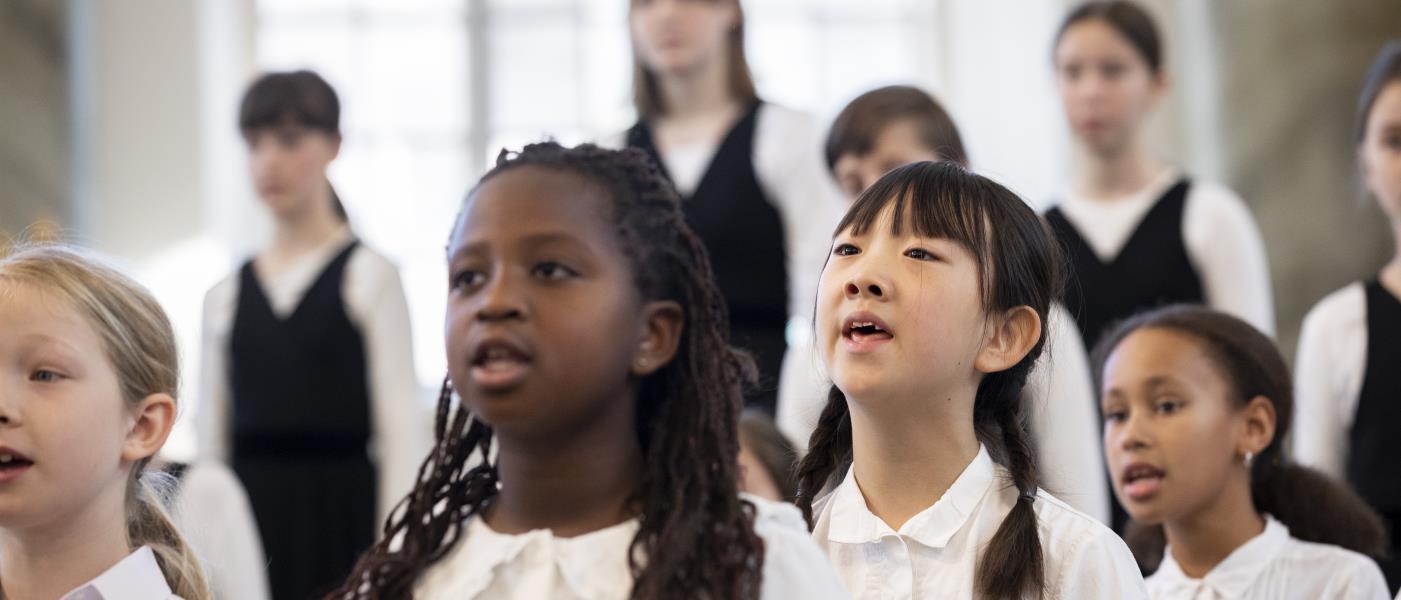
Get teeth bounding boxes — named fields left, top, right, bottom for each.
left=0, top=454, right=12, bottom=464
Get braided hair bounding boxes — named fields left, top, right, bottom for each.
left=793, top=161, right=1062, bottom=599
left=332, top=142, right=764, bottom=599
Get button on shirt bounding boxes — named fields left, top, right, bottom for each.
left=1147, top=515, right=1389, bottom=600
left=812, top=445, right=1147, bottom=599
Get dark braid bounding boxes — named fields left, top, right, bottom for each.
left=792, top=161, right=1059, bottom=599
left=332, top=142, right=764, bottom=599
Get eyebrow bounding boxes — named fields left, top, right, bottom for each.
left=450, top=230, right=591, bottom=261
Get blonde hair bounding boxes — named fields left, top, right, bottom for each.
left=0, top=243, right=212, bottom=600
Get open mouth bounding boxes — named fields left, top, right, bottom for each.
left=0, top=450, right=34, bottom=482
left=469, top=338, right=533, bottom=390
left=841, top=313, right=894, bottom=350
left=1121, top=463, right=1165, bottom=501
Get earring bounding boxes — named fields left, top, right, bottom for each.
left=634, top=357, right=648, bottom=371
left=1243, top=451, right=1255, bottom=467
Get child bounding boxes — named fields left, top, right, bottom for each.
left=1096, top=305, right=1389, bottom=599
left=198, top=70, right=424, bottom=599
left=1295, top=40, right=1401, bottom=593
left=781, top=84, right=1110, bottom=525
left=738, top=410, right=799, bottom=502
left=1048, top=0, right=1275, bottom=531
left=0, top=244, right=211, bottom=599
left=796, top=161, right=1144, bottom=598
left=334, top=143, right=847, bottom=599
left=623, top=0, right=846, bottom=416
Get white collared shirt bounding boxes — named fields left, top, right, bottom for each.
left=812, top=445, right=1147, bottom=599
left=414, top=495, right=848, bottom=599
left=60, top=546, right=182, bottom=600
left=1146, top=515, right=1389, bottom=600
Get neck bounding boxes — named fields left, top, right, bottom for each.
left=270, top=183, right=345, bottom=258
left=847, top=386, right=981, bottom=531
left=655, top=55, right=738, bottom=121
left=488, top=397, right=645, bottom=538
left=1382, top=218, right=1401, bottom=295
left=1163, top=474, right=1265, bottom=578
left=0, top=484, right=132, bottom=600
left=1074, top=138, right=1164, bottom=200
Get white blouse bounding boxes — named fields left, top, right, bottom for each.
left=1293, top=282, right=1368, bottom=479
left=1146, top=515, right=1389, bottom=600
left=196, top=229, right=429, bottom=525
left=1052, top=168, right=1276, bottom=337
left=811, top=445, right=1146, bottom=599
left=60, top=546, right=181, bottom=600
left=414, top=495, right=849, bottom=599
left=172, top=462, right=270, bottom=600
left=779, top=303, right=1111, bottom=525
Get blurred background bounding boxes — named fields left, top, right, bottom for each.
left=2, top=0, right=1398, bottom=460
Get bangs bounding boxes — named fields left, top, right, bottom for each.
left=238, top=71, right=339, bottom=134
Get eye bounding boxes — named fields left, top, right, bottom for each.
left=30, top=369, right=64, bottom=383
left=1103, top=408, right=1128, bottom=424
left=1101, top=63, right=1126, bottom=79
left=532, top=261, right=578, bottom=280
left=833, top=243, right=860, bottom=256
left=1155, top=398, right=1184, bottom=415
left=451, top=269, right=484, bottom=291
left=905, top=247, right=939, bottom=261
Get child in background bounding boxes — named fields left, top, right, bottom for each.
left=1097, top=305, right=1388, bottom=599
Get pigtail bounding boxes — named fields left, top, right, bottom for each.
left=129, top=467, right=213, bottom=600
left=974, top=397, right=1046, bottom=599
left=794, top=386, right=854, bottom=527
left=1252, top=461, right=1388, bottom=557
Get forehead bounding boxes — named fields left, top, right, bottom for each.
left=1057, top=19, right=1141, bottom=60
left=1368, top=81, right=1401, bottom=126
left=451, top=166, right=617, bottom=250
left=0, top=282, right=99, bottom=347
left=1105, top=328, right=1221, bottom=388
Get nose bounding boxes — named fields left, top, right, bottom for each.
left=1115, top=409, right=1150, bottom=453
left=475, top=272, right=526, bottom=323
left=844, top=273, right=887, bottom=300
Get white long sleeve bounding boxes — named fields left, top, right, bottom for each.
left=1292, top=283, right=1367, bottom=480
left=1027, top=303, right=1110, bottom=525
left=1181, top=180, right=1276, bottom=337
left=197, top=276, right=238, bottom=464
left=343, top=250, right=429, bottom=526
left=175, top=462, right=272, bottom=600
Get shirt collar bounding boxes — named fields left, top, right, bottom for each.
left=61, top=546, right=176, bottom=600
left=1152, top=515, right=1290, bottom=600
left=453, top=515, right=641, bottom=599
left=827, top=444, right=995, bottom=549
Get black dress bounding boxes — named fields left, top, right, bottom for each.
left=1350, top=279, right=1401, bottom=594
left=628, top=101, right=789, bottom=415
left=1045, top=178, right=1206, bottom=534
left=229, top=240, right=376, bottom=600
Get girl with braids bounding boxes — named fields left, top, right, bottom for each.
left=334, top=142, right=846, bottom=599
left=1096, top=306, right=1389, bottom=599
left=796, top=161, right=1144, bottom=599
left=1295, top=41, right=1401, bottom=594
left=0, top=244, right=211, bottom=599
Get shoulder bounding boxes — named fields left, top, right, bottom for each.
left=754, top=103, right=821, bottom=138
left=1182, top=178, right=1256, bottom=226
left=1032, top=491, right=1141, bottom=581
left=744, top=495, right=848, bottom=599
left=1032, top=490, right=1121, bottom=548
left=746, top=494, right=815, bottom=545
left=1301, top=283, right=1368, bottom=342
left=1276, top=536, right=1390, bottom=594
left=345, top=243, right=404, bottom=294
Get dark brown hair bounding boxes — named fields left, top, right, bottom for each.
left=739, top=410, right=799, bottom=501
left=1055, top=1, right=1163, bottom=74
left=1091, top=305, right=1388, bottom=573
left=631, top=0, right=758, bottom=118
left=1357, top=41, right=1401, bottom=144
left=794, top=161, right=1062, bottom=599
left=333, top=143, right=765, bottom=599
left=824, top=85, right=968, bottom=170
left=238, top=70, right=348, bottom=222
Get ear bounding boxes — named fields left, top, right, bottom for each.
left=1237, top=394, right=1277, bottom=459
left=329, top=132, right=343, bottom=161
left=631, top=299, right=685, bottom=377
left=974, top=305, right=1042, bottom=374
left=121, top=393, right=176, bottom=464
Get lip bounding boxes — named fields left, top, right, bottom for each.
left=0, top=445, right=34, bottom=485
left=840, top=311, right=895, bottom=354
left=467, top=332, right=535, bottom=393
left=1119, top=461, right=1165, bottom=502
